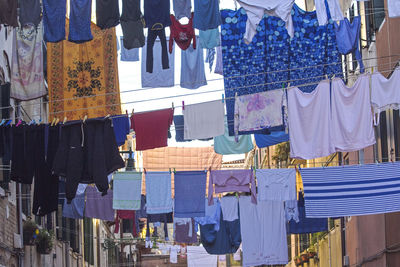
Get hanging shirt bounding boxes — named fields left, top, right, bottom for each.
left=257, top=168, right=296, bottom=202
left=10, top=24, right=46, bottom=101
left=19, top=0, right=41, bottom=27
left=145, top=172, right=173, bottom=214
left=187, top=246, right=218, bottom=267
left=173, top=0, right=192, bottom=19
left=334, top=16, right=364, bottom=73
left=315, top=0, right=344, bottom=25
left=183, top=100, right=225, bottom=140
left=0, top=0, right=18, bottom=27
left=113, top=172, right=142, bottom=210
left=287, top=81, right=335, bottom=160
left=193, top=0, right=222, bottom=30
left=174, top=171, right=207, bottom=218
left=180, top=40, right=207, bottom=89
left=220, top=196, right=239, bottom=222
left=96, top=0, right=120, bottom=29
left=239, top=196, right=288, bottom=266
left=371, top=68, right=400, bottom=125
left=141, top=38, right=175, bottom=87
left=169, top=13, right=196, bottom=53
left=85, top=187, right=115, bottom=221
left=331, top=75, right=375, bottom=152
left=237, top=0, right=295, bottom=43
left=388, top=0, right=400, bottom=18
left=68, top=0, right=93, bottom=43
left=254, top=131, right=289, bottom=148
left=131, top=108, right=174, bottom=151
left=111, top=115, right=130, bottom=146
left=120, top=36, right=140, bottom=61
left=234, top=89, right=286, bottom=137
left=144, top=0, right=171, bottom=30
left=209, top=170, right=257, bottom=205
left=43, top=0, right=67, bottom=42
left=214, top=119, right=253, bottom=155
left=120, top=0, right=145, bottom=49
left=199, top=28, right=220, bottom=49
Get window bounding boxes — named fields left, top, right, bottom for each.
left=84, top=218, right=94, bottom=265
left=379, top=112, right=389, bottom=162
left=365, top=0, right=385, bottom=44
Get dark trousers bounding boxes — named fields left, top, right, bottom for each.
left=146, top=28, right=169, bottom=73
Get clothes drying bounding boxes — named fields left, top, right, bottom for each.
left=214, top=46, right=223, bottom=75
left=331, top=75, right=375, bottom=152
left=183, top=100, right=225, bottom=140
left=287, top=81, right=335, bottom=159
left=371, top=68, right=400, bottom=125
left=180, top=41, right=207, bottom=89
left=214, top=119, right=253, bottom=155
left=146, top=28, right=169, bottom=73
left=96, top=0, right=120, bottom=29
left=113, top=172, right=142, bottom=210
left=85, top=187, right=115, bottom=221
left=68, top=0, right=93, bottom=43
left=187, top=246, right=218, bottom=267
left=111, top=115, right=130, bottom=146
left=315, top=0, right=344, bottom=25
left=120, top=37, right=140, bottom=61
left=120, top=0, right=145, bottom=49
left=205, top=48, right=216, bottom=72
left=43, top=0, right=67, bottom=42
left=19, top=0, right=42, bottom=27
left=257, top=168, right=296, bottom=201
left=220, top=196, right=239, bottom=222
left=194, top=198, right=221, bottom=231
left=62, top=193, right=85, bottom=219
left=173, top=115, right=212, bottom=142
left=0, top=0, right=18, bottom=26
left=285, top=200, right=299, bottom=223
left=114, top=210, right=137, bottom=236
left=169, top=13, right=196, bottom=53
left=145, top=172, right=173, bottom=214
left=199, top=28, right=220, bottom=49
left=254, top=131, right=289, bottom=148
left=388, top=0, right=400, bottom=18
left=334, top=16, right=364, bottom=73
left=237, top=0, right=295, bottom=42
left=173, top=0, right=192, bottom=20
left=193, top=0, right=222, bottom=30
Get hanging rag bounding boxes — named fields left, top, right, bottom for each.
left=173, top=115, right=212, bottom=142
left=193, top=0, right=222, bottom=30
left=257, top=168, right=296, bottom=201
left=334, top=16, right=364, bottom=73
left=214, top=118, right=253, bottom=155
left=19, top=0, right=42, bottom=27
left=169, top=13, right=196, bottom=53
left=114, top=210, right=137, bottom=236
left=174, top=171, right=207, bottom=218
left=68, top=0, right=93, bottom=43
left=120, top=36, right=140, bottom=61
left=315, top=0, right=344, bottom=25
left=96, top=0, right=120, bottom=29
left=113, top=172, right=142, bottom=210
left=43, top=0, right=67, bottom=42
left=180, top=40, right=207, bottom=89
left=120, top=0, right=145, bottom=49
left=145, top=171, right=173, bottom=214
left=254, top=131, right=289, bottom=148
left=111, top=115, right=130, bottom=146
left=85, top=187, right=115, bottom=221
left=205, top=48, right=216, bottom=72
left=199, top=28, right=220, bottom=49
left=174, top=218, right=197, bottom=243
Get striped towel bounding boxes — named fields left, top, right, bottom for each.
left=300, top=162, right=400, bottom=218
left=113, top=172, right=142, bottom=210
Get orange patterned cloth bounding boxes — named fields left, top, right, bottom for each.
left=47, top=21, right=121, bottom=120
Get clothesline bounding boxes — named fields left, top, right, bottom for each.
left=1, top=53, right=397, bottom=115
left=4, top=63, right=397, bottom=122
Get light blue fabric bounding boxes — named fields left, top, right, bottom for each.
left=145, top=172, right=173, bottom=214
left=173, top=0, right=192, bottom=20
left=174, top=171, right=207, bottom=218
left=334, top=16, right=364, bottom=73
left=254, top=131, right=289, bottom=148
left=205, top=48, right=216, bottom=72
left=113, top=172, right=142, bottom=210
left=141, top=38, right=175, bottom=87
left=68, top=0, right=93, bottom=43
left=180, top=39, right=207, bottom=89
left=193, top=0, right=222, bottom=30
left=194, top=198, right=221, bottom=231
left=62, top=192, right=85, bottom=219
left=199, top=28, right=220, bottom=49
left=120, top=36, right=139, bottom=61
left=214, top=119, right=253, bottom=155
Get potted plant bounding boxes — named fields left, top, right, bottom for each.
left=295, top=256, right=302, bottom=266
left=23, top=220, right=38, bottom=246
left=301, top=253, right=310, bottom=263
left=308, top=246, right=317, bottom=258
left=35, top=229, right=54, bottom=254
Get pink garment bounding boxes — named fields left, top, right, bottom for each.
left=208, top=170, right=256, bottom=205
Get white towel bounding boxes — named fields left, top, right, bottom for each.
left=331, top=75, right=375, bottom=152
left=388, top=0, right=400, bottom=18
left=287, top=81, right=335, bottom=159
left=183, top=100, right=225, bottom=140
left=187, top=246, right=218, bottom=267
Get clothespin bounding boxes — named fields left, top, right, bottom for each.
left=221, top=94, right=224, bottom=103
left=0, top=119, right=5, bottom=126
left=125, top=110, right=128, bottom=115
left=325, top=74, right=328, bottom=80
left=105, top=114, right=110, bottom=119
left=144, top=168, right=147, bottom=174
left=16, top=119, right=22, bottom=127
left=235, top=92, right=238, bottom=99
left=55, top=118, right=60, bottom=125
left=182, top=101, right=185, bottom=111
left=83, top=115, right=87, bottom=123
left=173, top=168, right=176, bottom=174
left=63, top=117, right=67, bottom=124
left=51, top=117, right=56, bottom=126
left=5, top=119, right=12, bottom=126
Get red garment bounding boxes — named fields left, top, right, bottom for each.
left=131, top=108, right=174, bottom=151
left=169, top=12, right=196, bottom=53
left=114, top=210, right=137, bottom=236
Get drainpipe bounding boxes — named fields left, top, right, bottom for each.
left=328, top=218, right=332, bottom=267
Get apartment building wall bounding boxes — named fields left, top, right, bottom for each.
left=0, top=187, right=18, bottom=267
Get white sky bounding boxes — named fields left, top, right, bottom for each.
left=117, top=0, right=306, bottom=157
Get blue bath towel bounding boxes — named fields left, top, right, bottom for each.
left=68, top=0, right=93, bottom=43
left=145, top=172, right=173, bottom=214
left=174, top=171, right=207, bottom=218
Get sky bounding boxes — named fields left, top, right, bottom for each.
left=117, top=0, right=306, bottom=156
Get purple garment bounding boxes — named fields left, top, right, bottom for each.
left=175, top=218, right=197, bottom=243
left=209, top=170, right=256, bottom=205
left=85, top=187, right=115, bottom=221
left=214, top=46, right=223, bottom=75
left=174, top=171, right=207, bottom=218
